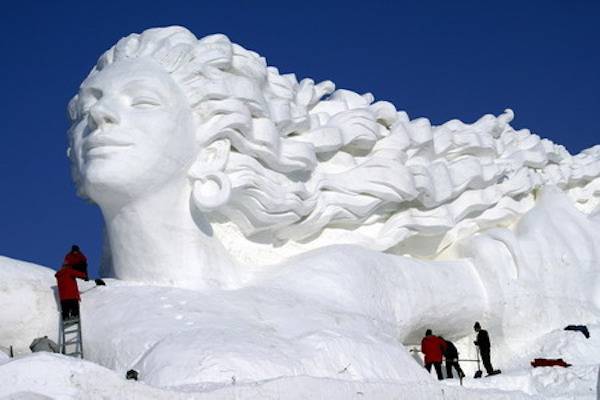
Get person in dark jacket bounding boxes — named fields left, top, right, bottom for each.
left=474, top=321, right=499, bottom=375
left=439, top=336, right=465, bottom=379
left=421, top=329, right=447, bottom=380
left=63, top=245, right=88, bottom=280
left=55, top=263, right=87, bottom=320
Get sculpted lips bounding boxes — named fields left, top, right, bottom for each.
left=83, top=133, right=133, bottom=157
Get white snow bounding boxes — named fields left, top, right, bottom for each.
left=0, top=258, right=60, bottom=351
left=0, top=352, right=8, bottom=366
left=0, top=187, right=599, bottom=398
left=0, top=353, right=557, bottom=400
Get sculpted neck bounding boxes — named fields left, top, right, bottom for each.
left=98, top=178, right=239, bottom=289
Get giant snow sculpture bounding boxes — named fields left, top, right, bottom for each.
left=67, top=26, right=600, bottom=343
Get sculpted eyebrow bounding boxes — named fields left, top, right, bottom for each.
left=79, top=86, right=103, bottom=98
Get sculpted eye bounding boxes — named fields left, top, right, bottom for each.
left=78, top=88, right=102, bottom=116
left=80, top=97, right=97, bottom=114
left=131, top=97, right=161, bottom=109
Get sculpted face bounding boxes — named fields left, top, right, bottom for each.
left=69, top=58, right=197, bottom=206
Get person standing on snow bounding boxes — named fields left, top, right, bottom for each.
left=421, top=329, right=447, bottom=380
left=474, top=321, right=500, bottom=376
left=438, top=336, right=465, bottom=379
left=63, top=245, right=88, bottom=280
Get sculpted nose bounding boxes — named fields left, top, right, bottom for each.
left=88, top=100, right=120, bottom=130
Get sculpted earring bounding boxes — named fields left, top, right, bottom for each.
left=191, top=171, right=231, bottom=212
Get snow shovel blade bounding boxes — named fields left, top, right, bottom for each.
left=474, top=370, right=483, bottom=379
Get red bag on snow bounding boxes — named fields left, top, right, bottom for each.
left=530, top=358, right=571, bottom=368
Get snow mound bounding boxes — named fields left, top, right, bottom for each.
left=0, top=353, right=181, bottom=400
left=82, top=281, right=436, bottom=390
left=0, top=257, right=58, bottom=352
left=0, top=351, right=8, bottom=366
left=528, top=326, right=600, bottom=366
left=0, top=352, right=563, bottom=400
left=461, top=187, right=600, bottom=349
left=456, top=365, right=600, bottom=400
left=0, top=393, right=55, bottom=400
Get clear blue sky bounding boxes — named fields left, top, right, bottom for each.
left=1, top=0, right=598, bottom=277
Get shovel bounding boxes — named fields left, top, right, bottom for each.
left=80, top=279, right=107, bottom=294
left=473, top=345, right=483, bottom=378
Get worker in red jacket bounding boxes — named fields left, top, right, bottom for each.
left=55, top=262, right=87, bottom=321
left=63, top=245, right=88, bottom=280
left=421, top=329, right=447, bottom=380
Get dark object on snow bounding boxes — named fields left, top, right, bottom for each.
left=473, top=323, right=490, bottom=351
left=9, top=345, right=14, bottom=358
left=442, top=338, right=458, bottom=360
left=474, top=322, right=497, bottom=375
left=60, top=299, right=81, bottom=320
left=439, top=337, right=465, bottom=380
left=531, top=358, right=571, bottom=368
left=474, top=346, right=483, bottom=379
left=30, top=336, right=59, bottom=353
left=564, top=325, right=590, bottom=339
left=421, top=330, right=446, bottom=380
left=126, top=369, right=139, bottom=381
left=487, top=369, right=502, bottom=376
left=94, top=279, right=106, bottom=286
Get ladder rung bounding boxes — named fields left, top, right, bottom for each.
left=63, top=326, right=80, bottom=331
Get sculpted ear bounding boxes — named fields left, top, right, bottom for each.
left=191, top=138, right=230, bottom=173
left=189, top=139, right=232, bottom=212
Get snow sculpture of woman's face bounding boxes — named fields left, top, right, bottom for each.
left=69, top=58, right=197, bottom=206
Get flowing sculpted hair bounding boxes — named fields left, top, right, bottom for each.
left=68, top=26, right=599, bottom=254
